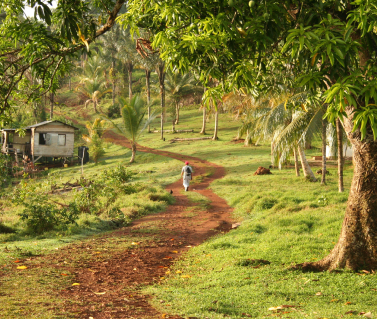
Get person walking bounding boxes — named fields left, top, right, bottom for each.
left=181, top=161, right=193, bottom=191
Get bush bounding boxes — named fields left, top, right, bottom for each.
left=107, top=103, right=121, bottom=119
left=90, top=134, right=105, bottom=164
left=19, top=197, right=79, bottom=234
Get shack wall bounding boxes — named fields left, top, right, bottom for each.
left=33, top=123, right=75, bottom=157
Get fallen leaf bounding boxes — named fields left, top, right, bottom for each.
left=61, top=273, right=68, bottom=276
left=158, top=266, right=167, bottom=268
left=72, top=283, right=80, bottom=286
left=176, top=270, right=182, bottom=274
left=93, top=292, right=106, bottom=295
left=345, top=301, right=352, bottom=305
left=185, top=245, right=192, bottom=248
left=161, top=314, right=167, bottom=318
left=181, top=275, right=191, bottom=278
left=361, top=270, right=370, bottom=274
left=165, top=270, right=170, bottom=274
left=171, top=251, right=178, bottom=254
left=131, top=242, right=138, bottom=245
left=268, top=305, right=297, bottom=311
left=315, top=292, right=323, bottom=296
left=363, top=312, right=373, bottom=318
left=16, top=266, right=27, bottom=270
left=160, top=277, right=165, bottom=280
left=133, top=268, right=137, bottom=271
left=330, top=299, right=339, bottom=302
left=163, top=256, right=173, bottom=259
left=14, top=260, right=21, bottom=263
left=345, top=310, right=357, bottom=314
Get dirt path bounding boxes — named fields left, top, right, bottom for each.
left=56, top=132, right=234, bottom=318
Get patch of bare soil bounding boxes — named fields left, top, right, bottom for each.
left=54, top=131, right=234, bottom=318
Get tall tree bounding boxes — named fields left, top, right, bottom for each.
left=122, top=0, right=377, bottom=271
left=164, top=70, right=203, bottom=126
left=0, top=0, right=125, bottom=125
left=110, top=95, right=152, bottom=163
left=155, top=60, right=166, bottom=140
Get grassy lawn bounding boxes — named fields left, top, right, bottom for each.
left=1, top=103, right=375, bottom=319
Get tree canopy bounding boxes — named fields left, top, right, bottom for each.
left=0, top=0, right=125, bottom=125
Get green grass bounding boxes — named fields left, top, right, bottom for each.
left=1, top=102, right=370, bottom=319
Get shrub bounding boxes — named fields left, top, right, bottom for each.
left=90, top=134, right=105, bottom=164
left=107, top=103, right=121, bottom=119
left=19, top=197, right=79, bottom=234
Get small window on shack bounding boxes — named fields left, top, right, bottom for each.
left=58, top=134, right=66, bottom=146
left=39, top=133, right=46, bottom=145
left=39, top=133, right=51, bottom=145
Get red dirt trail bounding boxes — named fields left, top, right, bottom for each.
left=58, top=132, right=234, bottom=318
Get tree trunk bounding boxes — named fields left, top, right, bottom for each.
left=129, top=143, right=136, bottom=163
left=128, top=68, right=133, bottom=101
left=175, top=103, right=180, bottom=125
left=321, top=118, right=327, bottom=185
left=126, top=61, right=133, bottom=101
left=146, top=69, right=151, bottom=133
left=337, top=118, right=344, bottom=192
left=293, top=146, right=300, bottom=177
left=111, top=60, right=116, bottom=106
left=297, top=144, right=316, bottom=181
left=156, top=62, right=165, bottom=140
left=200, top=106, right=206, bottom=134
left=212, top=111, right=218, bottom=140
left=50, top=92, right=54, bottom=119
left=297, top=107, right=377, bottom=271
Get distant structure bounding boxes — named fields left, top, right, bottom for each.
left=1, top=120, right=78, bottom=163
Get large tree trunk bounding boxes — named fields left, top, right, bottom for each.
left=146, top=69, right=151, bottom=133
left=321, top=118, right=327, bottom=185
left=293, top=146, right=300, bottom=177
left=298, top=107, right=377, bottom=271
left=129, top=143, right=136, bottom=163
left=212, top=111, right=218, bottom=140
left=297, top=144, right=316, bottom=181
left=337, top=118, right=344, bottom=192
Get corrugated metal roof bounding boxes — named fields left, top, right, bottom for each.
left=25, top=120, right=78, bottom=130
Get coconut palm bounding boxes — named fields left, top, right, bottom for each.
left=82, top=118, right=108, bottom=164
left=155, top=60, right=166, bottom=140
left=111, top=95, right=153, bottom=163
left=75, top=77, right=112, bottom=113
left=82, top=118, right=109, bottom=141
left=164, top=70, right=203, bottom=129
left=247, top=92, right=320, bottom=181
left=135, top=42, right=159, bottom=133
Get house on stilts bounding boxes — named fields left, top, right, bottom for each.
left=1, top=120, right=78, bottom=163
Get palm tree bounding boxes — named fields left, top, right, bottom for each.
left=75, top=77, right=112, bottom=113
left=155, top=60, right=166, bottom=140
left=111, top=95, right=153, bottom=163
left=164, top=70, right=203, bottom=128
left=82, top=118, right=108, bottom=164
left=82, top=118, right=109, bottom=141
left=117, top=28, right=138, bottom=100
left=136, top=46, right=159, bottom=133
left=247, top=93, right=320, bottom=181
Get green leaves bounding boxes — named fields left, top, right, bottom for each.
left=352, top=105, right=377, bottom=140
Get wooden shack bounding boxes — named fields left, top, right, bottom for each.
left=1, top=120, right=78, bottom=162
